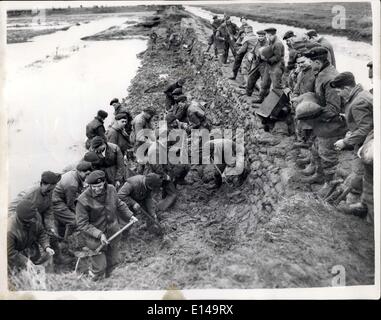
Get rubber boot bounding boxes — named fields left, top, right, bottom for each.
left=299, top=168, right=325, bottom=184
left=252, top=95, right=265, bottom=104
left=317, top=174, right=336, bottom=199
left=337, top=202, right=368, bottom=219
left=299, top=163, right=316, bottom=176
left=296, top=156, right=311, bottom=167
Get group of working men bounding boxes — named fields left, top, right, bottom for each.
left=8, top=74, right=246, bottom=281
left=7, top=13, right=374, bottom=282
left=208, top=14, right=374, bottom=221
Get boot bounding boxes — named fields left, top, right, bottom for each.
left=252, top=95, right=264, bottom=104
left=296, top=157, right=310, bottom=167
left=299, top=163, right=316, bottom=176
left=228, top=73, right=237, bottom=80
left=292, top=141, right=310, bottom=149
left=299, top=171, right=325, bottom=184
left=317, top=174, right=338, bottom=199
left=337, top=202, right=368, bottom=219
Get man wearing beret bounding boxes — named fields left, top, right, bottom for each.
left=52, top=161, right=93, bottom=239
left=305, top=30, right=336, bottom=67
left=8, top=199, right=55, bottom=271
left=106, top=113, right=133, bottom=157
left=330, top=72, right=373, bottom=210
left=246, top=30, right=269, bottom=96
left=215, top=15, right=239, bottom=64
left=85, top=110, right=108, bottom=150
left=299, top=47, right=347, bottom=198
left=252, top=27, right=285, bottom=103
left=76, top=170, right=137, bottom=280
left=90, top=136, right=125, bottom=189
left=206, top=15, right=223, bottom=57
left=131, top=106, right=157, bottom=154
left=110, top=98, right=133, bottom=135
left=118, top=173, right=162, bottom=233
left=9, top=171, right=61, bottom=234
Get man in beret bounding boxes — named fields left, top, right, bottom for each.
left=305, top=29, right=336, bottom=67
left=52, top=161, right=93, bottom=239
left=299, top=47, right=347, bottom=198
left=76, top=170, right=137, bottom=280
left=109, top=98, right=133, bottom=135
left=106, top=113, right=133, bottom=157
left=229, top=25, right=257, bottom=88
left=118, top=173, right=162, bottom=234
left=252, top=27, right=285, bottom=103
left=215, top=15, right=239, bottom=64
left=164, top=78, right=185, bottom=110
left=131, top=106, right=157, bottom=156
left=9, top=171, right=61, bottom=235
left=246, top=30, right=269, bottom=96
left=206, top=15, right=223, bottom=57
left=85, top=110, right=108, bottom=150
left=330, top=72, right=373, bottom=207
left=8, top=199, right=55, bottom=271
left=90, top=136, right=125, bottom=189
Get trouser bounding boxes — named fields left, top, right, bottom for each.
left=361, top=162, right=373, bottom=222
left=158, top=180, right=177, bottom=211
left=218, top=40, right=236, bottom=64
left=351, top=157, right=364, bottom=195
left=313, top=136, right=342, bottom=179
left=259, top=62, right=285, bottom=98
left=246, top=64, right=266, bottom=96
left=232, top=51, right=245, bottom=77
left=82, top=223, right=121, bottom=278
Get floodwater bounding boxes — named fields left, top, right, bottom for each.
left=6, top=15, right=147, bottom=199
left=185, top=6, right=373, bottom=90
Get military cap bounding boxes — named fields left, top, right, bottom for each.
left=240, top=16, right=247, bottom=21
left=283, top=30, right=295, bottom=40
left=41, top=171, right=61, bottom=185
left=115, top=113, right=128, bottom=120
left=145, top=173, right=162, bottom=190
left=143, top=106, right=156, bottom=115
left=97, top=110, right=108, bottom=119
left=16, top=199, right=36, bottom=221
left=330, top=72, right=356, bottom=88
left=225, top=15, right=231, bottom=20
left=306, top=29, right=318, bottom=38
left=303, top=47, right=328, bottom=60
left=245, top=25, right=254, bottom=32
left=256, top=30, right=266, bottom=35
left=84, top=151, right=100, bottom=163
left=76, top=161, right=93, bottom=172
left=110, top=98, right=119, bottom=105
left=212, top=15, right=218, bottom=20
left=91, top=136, right=105, bottom=149
left=367, top=61, right=373, bottom=68
left=264, top=27, right=277, bottom=35
left=85, top=170, right=106, bottom=184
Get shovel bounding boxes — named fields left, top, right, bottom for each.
left=74, top=218, right=137, bottom=273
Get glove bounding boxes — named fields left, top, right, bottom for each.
left=100, top=234, right=108, bottom=246
left=45, top=247, right=55, bottom=256
left=133, top=203, right=142, bottom=213
left=131, top=216, right=138, bottom=223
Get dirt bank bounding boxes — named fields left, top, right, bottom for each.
left=199, top=2, right=372, bottom=43
left=17, top=6, right=373, bottom=291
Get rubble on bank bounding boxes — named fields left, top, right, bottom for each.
left=44, top=7, right=374, bottom=290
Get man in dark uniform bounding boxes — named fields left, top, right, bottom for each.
left=253, top=27, right=285, bottom=103
left=76, top=170, right=137, bottom=281
left=164, top=78, right=185, bottom=110
left=85, top=110, right=108, bottom=150
left=106, top=113, right=133, bottom=157
left=305, top=30, right=336, bottom=67
left=246, top=30, right=268, bottom=96
left=215, top=16, right=239, bottom=64
left=110, top=98, right=133, bottom=135
left=206, top=15, right=223, bottom=57
left=8, top=199, right=55, bottom=271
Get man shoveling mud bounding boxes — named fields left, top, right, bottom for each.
left=76, top=170, right=137, bottom=281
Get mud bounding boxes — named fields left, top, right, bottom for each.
left=35, top=6, right=374, bottom=290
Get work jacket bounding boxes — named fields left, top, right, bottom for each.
left=8, top=216, right=50, bottom=269
left=118, top=175, right=152, bottom=208
left=106, top=125, right=132, bottom=155
left=293, top=66, right=316, bottom=96
left=343, top=84, right=373, bottom=148
left=267, top=35, right=285, bottom=67
left=131, top=112, right=155, bottom=146
left=52, top=170, right=86, bottom=225
left=215, top=22, right=239, bottom=42
left=250, top=38, right=268, bottom=71
left=96, top=143, right=125, bottom=185
left=86, top=116, right=106, bottom=141
left=9, top=185, right=55, bottom=232
left=76, top=184, right=133, bottom=239
left=317, top=36, right=336, bottom=67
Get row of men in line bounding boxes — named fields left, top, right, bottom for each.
left=210, top=14, right=374, bottom=221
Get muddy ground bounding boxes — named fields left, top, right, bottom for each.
left=10, top=6, right=374, bottom=291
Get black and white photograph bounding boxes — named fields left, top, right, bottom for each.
left=0, top=0, right=379, bottom=299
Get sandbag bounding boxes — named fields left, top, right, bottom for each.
left=295, top=101, right=323, bottom=120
